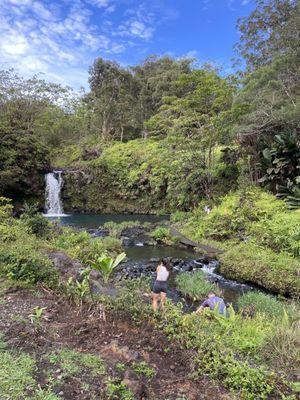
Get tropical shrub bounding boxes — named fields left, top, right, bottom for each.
left=21, top=214, right=51, bottom=238
left=260, top=132, right=300, bottom=209
left=89, top=252, right=126, bottom=284
left=0, top=241, right=57, bottom=286
left=0, top=216, right=57, bottom=286
left=150, top=227, right=179, bottom=245
left=75, top=237, right=123, bottom=264
left=103, top=220, right=140, bottom=238
left=0, top=197, right=13, bottom=220
left=263, top=311, right=300, bottom=373
left=52, top=228, right=122, bottom=263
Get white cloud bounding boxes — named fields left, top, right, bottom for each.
left=0, top=32, right=29, bottom=55
left=184, top=50, right=199, bottom=59
left=87, top=0, right=111, bottom=8
left=0, top=0, right=163, bottom=87
left=0, top=0, right=122, bottom=87
left=242, top=0, right=251, bottom=5
left=7, top=0, right=33, bottom=5
left=116, top=4, right=156, bottom=41
left=32, top=1, right=55, bottom=20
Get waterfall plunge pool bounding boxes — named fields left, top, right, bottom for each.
left=45, top=213, right=169, bottom=229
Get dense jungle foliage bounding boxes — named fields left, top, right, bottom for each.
left=0, top=0, right=299, bottom=210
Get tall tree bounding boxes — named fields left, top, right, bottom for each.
left=145, top=67, right=235, bottom=198
left=131, top=55, right=193, bottom=133
left=236, top=0, right=299, bottom=71
left=233, top=0, right=300, bottom=202
left=88, top=58, right=139, bottom=141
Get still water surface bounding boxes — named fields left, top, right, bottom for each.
left=47, top=213, right=168, bottom=229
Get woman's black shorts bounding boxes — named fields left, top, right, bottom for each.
left=152, top=280, right=167, bottom=294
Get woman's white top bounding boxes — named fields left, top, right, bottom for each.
left=156, top=265, right=169, bottom=281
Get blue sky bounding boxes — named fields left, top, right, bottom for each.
left=0, top=0, right=254, bottom=89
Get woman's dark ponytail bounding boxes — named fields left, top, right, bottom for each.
left=161, top=258, right=172, bottom=271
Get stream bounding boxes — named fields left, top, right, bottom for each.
left=48, top=213, right=255, bottom=308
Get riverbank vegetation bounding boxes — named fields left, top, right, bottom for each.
left=174, top=188, right=300, bottom=297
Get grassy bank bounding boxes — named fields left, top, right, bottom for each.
left=173, top=188, right=300, bottom=298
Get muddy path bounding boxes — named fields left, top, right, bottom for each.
left=0, top=283, right=231, bottom=400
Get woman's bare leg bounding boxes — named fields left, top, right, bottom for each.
left=160, top=292, right=167, bottom=309
left=152, top=293, right=159, bottom=311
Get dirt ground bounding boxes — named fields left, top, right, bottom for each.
left=0, top=283, right=232, bottom=400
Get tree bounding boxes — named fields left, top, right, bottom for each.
left=0, top=69, right=71, bottom=133
left=236, top=0, right=299, bottom=71
left=88, top=58, right=139, bottom=141
left=131, top=55, right=193, bottom=132
left=233, top=0, right=300, bottom=204
left=145, top=67, right=235, bottom=198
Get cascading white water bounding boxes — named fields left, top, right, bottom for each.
left=44, top=171, right=66, bottom=216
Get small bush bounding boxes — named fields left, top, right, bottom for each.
left=131, top=361, right=156, bottom=379
left=0, top=197, right=13, bottom=220
left=175, top=271, right=221, bottom=301
left=103, top=220, right=140, bottom=238
left=21, top=214, right=51, bottom=238
left=150, top=227, right=179, bottom=245
left=248, top=210, right=300, bottom=257
left=263, top=311, right=300, bottom=373
left=0, top=218, right=57, bottom=287
left=0, top=243, right=57, bottom=286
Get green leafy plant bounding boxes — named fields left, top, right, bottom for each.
left=0, top=197, right=13, bottom=220
left=131, top=361, right=156, bottom=379
left=150, top=227, right=179, bottom=245
left=103, top=220, right=140, bottom=238
left=106, top=378, right=134, bottom=400
left=260, top=133, right=300, bottom=209
left=66, top=268, right=91, bottom=305
left=29, top=306, right=46, bottom=328
left=21, top=213, right=51, bottom=238
left=0, top=241, right=58, bottom=287
left=89, top=252, right=126, bottom=284
left=237, top=291, right=299, bottom=320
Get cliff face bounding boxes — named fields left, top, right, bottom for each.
left=61, top=168, right=165, bottom=214
left=0, top=132, right=51, bottom=210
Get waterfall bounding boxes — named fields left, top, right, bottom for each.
left=44, top=171, right=66, bottom=216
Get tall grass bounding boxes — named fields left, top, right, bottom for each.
left=237, top=291, right=300, bottom=320
left=175, top=271, right=221, bottom=301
